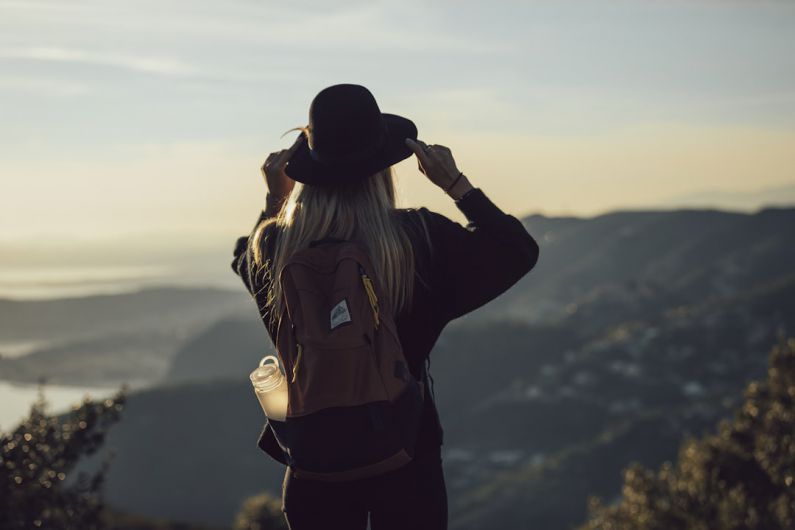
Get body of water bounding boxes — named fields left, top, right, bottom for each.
left=0, top=265, right=237, bottom=430
left=0, top=340, right=53, bottom=359
left=0, top=265, right=238, bottom=301
left=0, top=380, right=118, bottom=432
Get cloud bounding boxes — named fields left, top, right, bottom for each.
left=0, top=75, right=92, bottom=96
left=0, top=47, right=197, bottom=76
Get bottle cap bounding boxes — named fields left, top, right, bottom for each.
left=250, top=355, right=284, bottom=392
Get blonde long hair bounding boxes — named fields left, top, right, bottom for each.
left=249, top=165, right=432, bottom=329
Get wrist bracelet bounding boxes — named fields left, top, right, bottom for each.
left=457, top=187, right=476, bottom=201
left=444, top=171, right=465, bottom=193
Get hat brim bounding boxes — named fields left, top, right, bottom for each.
left=284, top=113, right=418, bottom=186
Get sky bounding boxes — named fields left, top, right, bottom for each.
left=1, top=0, right=794, bottom=251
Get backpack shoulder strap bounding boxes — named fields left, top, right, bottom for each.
left=423, top=357, right=437, bottom=403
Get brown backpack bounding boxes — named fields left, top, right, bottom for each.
left=267, top=236, right=426, bottom=481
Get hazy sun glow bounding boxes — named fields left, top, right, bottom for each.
left=1, top=0, right=794, bottom=254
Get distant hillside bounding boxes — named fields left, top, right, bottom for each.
left=163, top=312, right=273, bottom=384
left=443, top=275, right=795, bottom=530
left=74, top=273, right=795, bottom=528
left=75, top=378, right=277, bottom=525
left=654, top=182, right=795, bottom=212
left=0, top=330, right=177, bottom=387
left=0, top=287, right=252, bottom=387
left=10, top=206, right=795, bottom=528
left=502, top=207, right=795, bottom=324
left=0, top=286, right=248, bottom=342
left=159, top=208, right=795, bottom=387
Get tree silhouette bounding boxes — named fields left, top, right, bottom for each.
left=581, top=337, right=795, bottom=530
left=0, top=384, right=126, bottom=530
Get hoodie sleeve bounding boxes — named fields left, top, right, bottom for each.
left=421, top=187, right=539, bottom=322
left=230, top=192, right=286, bottom=296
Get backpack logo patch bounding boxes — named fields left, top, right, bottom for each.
left=330, top=298, right=352, bottom=330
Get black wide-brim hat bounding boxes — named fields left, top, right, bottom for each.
left=285, top=83, right=418, bottom=186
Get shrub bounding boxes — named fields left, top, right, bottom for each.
left=233, top=491, right=287, bottom=530
left=581, top=337, right=795, bottom=530
left=0, top=385, right=126, bottom=530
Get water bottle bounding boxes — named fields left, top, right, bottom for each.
left=249, top=355, right=288, bottom=421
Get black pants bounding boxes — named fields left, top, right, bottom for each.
left=281, top=449, right=448, bottom=530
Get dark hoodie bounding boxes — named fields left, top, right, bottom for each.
left=231, top=187, right=540, bottom=464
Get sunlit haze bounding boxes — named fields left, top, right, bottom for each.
left=1, top=0, right=794, bottom=266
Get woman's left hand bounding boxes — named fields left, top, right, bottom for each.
left=261, top=133, right=304, bottom=197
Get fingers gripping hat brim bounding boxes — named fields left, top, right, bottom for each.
left=284, top=114, right=418, bottom=186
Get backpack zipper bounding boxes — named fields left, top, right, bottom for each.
left=291, top=342, right=303, bottom=384
left=359, top=264, right=380, bottom=330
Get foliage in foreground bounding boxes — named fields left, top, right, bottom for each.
left=0, top=385, right=126, bottom=530
left=581, top=337, right=795, bottom=530
left=233, top=491, right=288, bottom=530
left=101, top=506, right=230, bottom=530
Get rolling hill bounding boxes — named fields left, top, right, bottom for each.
left=8, top=206, right=793, bottom=528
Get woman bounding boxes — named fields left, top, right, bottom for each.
left=231, top=84, right=540, bottom=530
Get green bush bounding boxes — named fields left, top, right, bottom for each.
left=0, top=385, right=126, bottom=530
left=581, top=337, right=795, bottom=530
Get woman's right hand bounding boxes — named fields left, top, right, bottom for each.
left=261, top=133, right=304, bottom=198
left=405, top=138, right=473, bottom=200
